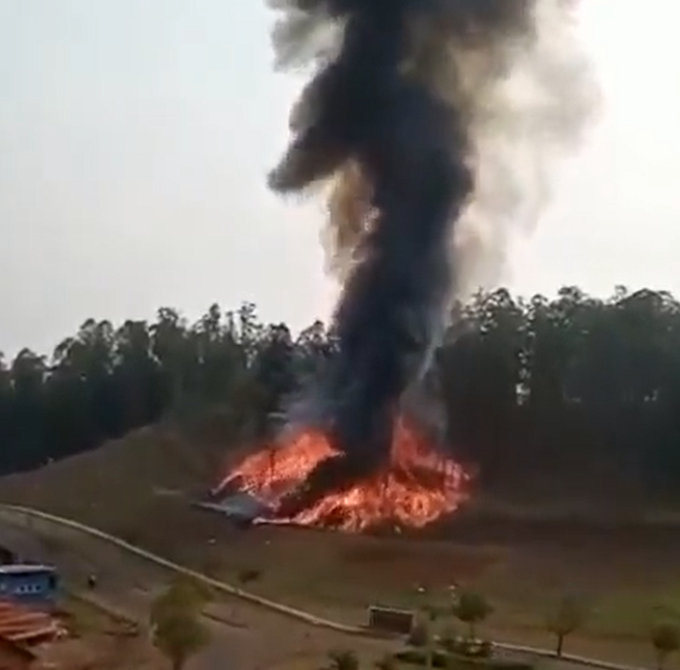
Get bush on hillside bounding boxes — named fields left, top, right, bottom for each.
left=452, top=592, right=493, bottom=641
left=651, top=621, right=680, bottom=670
left=394, top=648, right=533, bottom=670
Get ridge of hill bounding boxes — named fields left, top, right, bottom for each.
left=0, top=411, right=252, bottom=552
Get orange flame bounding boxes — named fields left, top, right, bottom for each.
left=215, top=418, right=471, bottom=532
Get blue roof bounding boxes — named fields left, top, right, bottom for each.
left=0, top=565, right=55, bottom=575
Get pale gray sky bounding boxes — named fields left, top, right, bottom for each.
left=0, top=1, right=678, bottom=357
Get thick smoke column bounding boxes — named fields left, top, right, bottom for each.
left=268, top=0, right=596, bottom=474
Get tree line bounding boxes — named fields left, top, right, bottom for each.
left=1, top=285, right=680, bottom=500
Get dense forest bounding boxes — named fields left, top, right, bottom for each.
left=2, top=285, right=680, bottom=501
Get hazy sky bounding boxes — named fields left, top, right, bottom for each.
left=0, top=1, right=678, bottom=358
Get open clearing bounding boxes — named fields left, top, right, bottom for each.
left=0, top=426, right=677, bottom=668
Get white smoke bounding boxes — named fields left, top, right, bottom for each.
left=451, top=0, right=600, bottom=296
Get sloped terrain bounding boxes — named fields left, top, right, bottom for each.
left=2, top=416, right=680, bottom=668
left=0, top=412, right=249, bottom=553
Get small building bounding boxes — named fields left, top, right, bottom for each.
left=367, top=605, right=415, bottom=635
left=0, top=566, right=58, bottom=608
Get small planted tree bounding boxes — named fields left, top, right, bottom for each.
left=651, top=621, right=680, bottom=670
left=152, top=613, right=210, bottom=670
left=151, top=575, right=212, bottom=619
left=150, top=578, right=211, bottom=670
left=545, top=595, right=587, bottom=657
left=451, top=591, right=493, bottom=641
left=328, top=648, right=359, bottom=670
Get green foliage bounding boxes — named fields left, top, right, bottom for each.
left=152, top=612, right=210, bottom=670
left=651, top=621, right=680, bottom=669
left=451, top=592, right=493, bottom=640
left=545, top=594, right=587, bottom=656
left=3, top=287, right=680, bottom=498
left=150, top=579, right=211, bottom=670
left=328, top=648, right=360, bottom=670
left=150, top=576, right=212, bottom=623
left=394, top=648, right=533, bottom=670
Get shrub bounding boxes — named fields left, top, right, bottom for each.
left=651, top=621, right=680, bottom=670
left=452, top=592, right=493, bottom=640
left=150, top=581, right=211, bottom=670
left=394, top=648, right=533, bottom=670
left=150, top=576, right=212, bottom=622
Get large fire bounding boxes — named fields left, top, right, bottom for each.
left=214, top=418, right=471, bottom=532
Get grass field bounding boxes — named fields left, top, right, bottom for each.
left=1, top=424, right=679, bottom=668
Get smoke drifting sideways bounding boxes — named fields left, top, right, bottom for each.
left=267, top=0, right=598, bottom=479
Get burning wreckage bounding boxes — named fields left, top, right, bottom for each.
left=209, top=417, right=471, bottom=531
left=206, top=0, right=596, bottom=532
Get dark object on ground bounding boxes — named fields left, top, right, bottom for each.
left=0, top=546, right=16, bottom=565
left=193, top=491, right=273, bottom=526
left=367, top=605, right=414, bottom=635
left=394, top=648, right=533, bottom=670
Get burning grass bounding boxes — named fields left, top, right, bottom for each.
left=214, top=417, right=471, bottom=532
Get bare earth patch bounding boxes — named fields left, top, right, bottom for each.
left=1, top=427, right=679, bottom=668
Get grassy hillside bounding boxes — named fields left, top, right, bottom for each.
left=0, top=412, right=249, bottom=551
left=2, top=416, right=680, bottom=667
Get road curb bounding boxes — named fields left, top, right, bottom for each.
left=0, top=504, right=650, bottom=669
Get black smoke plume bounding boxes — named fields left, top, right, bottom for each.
left=267, top=0, right=596, bottom=478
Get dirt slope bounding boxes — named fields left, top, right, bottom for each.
left=1, top=419, right=679, bottom=667
left=0, top=418, right=243, bottom=549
